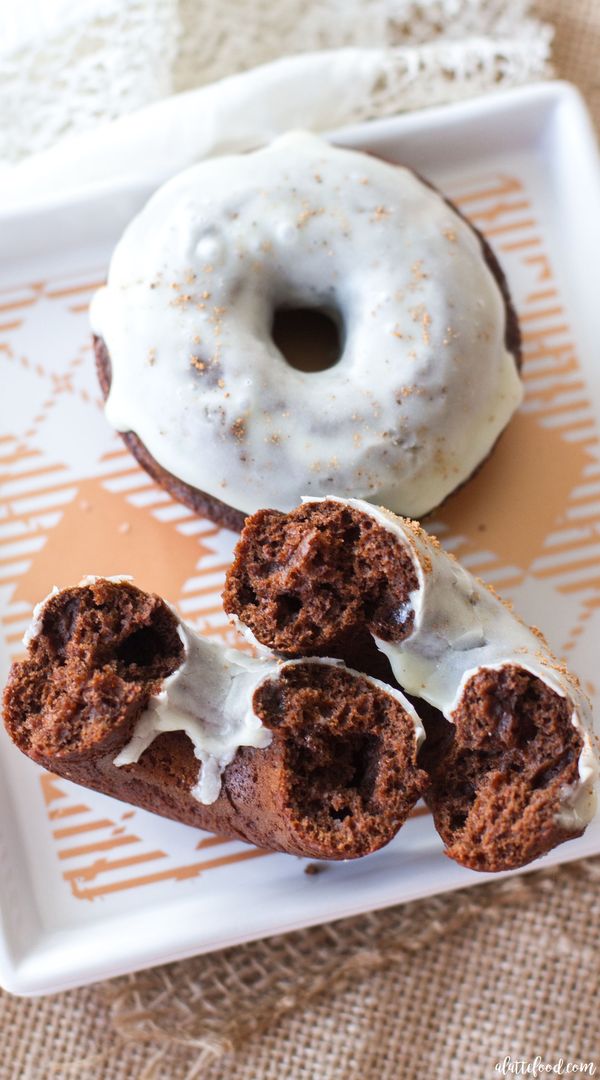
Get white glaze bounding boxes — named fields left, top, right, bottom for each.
left=114, top=612, right=425, bottom=805
left=91, top=131, right=522, bottom=519
left=78, top=574, right=134, bottom=586
left=304, top=497, right=599, bottom=830
left=113, top=622, right=276, bottom=804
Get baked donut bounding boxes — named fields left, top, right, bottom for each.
left=3, top=577, right=427, bottom=860
left=91, top=131, right=522, bottom=528
left=223, top=497, right=599, bottom=871
left=5, top=511, right=596, bottom=871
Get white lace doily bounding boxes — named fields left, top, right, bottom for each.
left=0, top=0, right=552, bottom=166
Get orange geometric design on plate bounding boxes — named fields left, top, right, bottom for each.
left=436, top=409, right=590, bottom=575
left=11, top=470, right=216, bottom=608
left=3, top=172, right=600, bottom=901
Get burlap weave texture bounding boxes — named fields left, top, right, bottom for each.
left=1, top=859, right=599, bottom=1080
left=2, top=3, right=600, bottom=1078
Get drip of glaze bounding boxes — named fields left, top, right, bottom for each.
left=113, top=616, right=425, bottom=805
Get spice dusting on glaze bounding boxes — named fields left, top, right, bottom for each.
left=91, top=131, right=522, bottom=519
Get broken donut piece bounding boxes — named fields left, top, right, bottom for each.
left=224, top=497, right=598, bottom=871
left=3, top=577, right=427, bottom=861
left=4, top=496, right=597, bottom=872
left=223, top=500, right=418, bottom=655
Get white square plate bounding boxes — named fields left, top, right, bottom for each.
left=1, top=81, right=600, bottom=995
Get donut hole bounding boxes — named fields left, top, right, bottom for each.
left=115, top=627, right=170, bottom=671
left=44, top=595, right=82, bottom=659
left=252, top=661, right=428, bottom=857
left=275, top=592, right=303, bottom=628
left=4, top=581, right=184, bottom=757
left=223, top=501, right=419, bottom=656
left=290, top=730, right=381, bottom=820
left=272, top=306, right=342, bottom=372
left=424, top=666, right=585, bottom=871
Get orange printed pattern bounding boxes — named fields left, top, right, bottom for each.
left=40, top=774, right=268, bottom=901
left=434, top=173, right=600, bottom=692
left=1, top=171, right=599, bottom=901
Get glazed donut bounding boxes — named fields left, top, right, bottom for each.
left=223, top=497, right=599, bottom=871
left=3, top=578, right=427, bottom=861
left=91, top=131, right=522, bottom=527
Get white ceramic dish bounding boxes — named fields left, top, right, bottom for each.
left=1, top=80, right=600, bottom=996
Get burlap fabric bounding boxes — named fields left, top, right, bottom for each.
left=3, top=4, right=600, bottom=1078
left=2, top=859, right=600, bottom=1079
left=537, top=0, right=600, bottom=124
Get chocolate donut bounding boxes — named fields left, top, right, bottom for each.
left=223, top=497, right=598, bottom=871
left=3, top=577, right=427, bottom=860
left=91, top=132, right=522, bottom=528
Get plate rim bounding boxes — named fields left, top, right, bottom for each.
left=1, top=77, right=599, bottom=996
